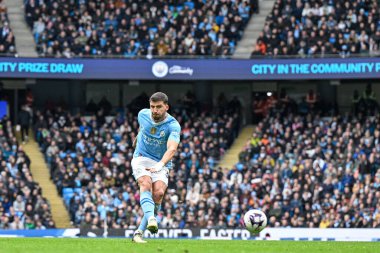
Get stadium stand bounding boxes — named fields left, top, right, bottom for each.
left=246, top=93, right=380, bottom=228
left=24, top=0, right=254, bottom=58
left=251, top=0, right=380, bottom=57
left=0, top=118, right=55, bottom=229
left=33, top=91, right=380, bottom=229
left=34, top=96, right=241, bottom=228
left=0, top=0, right=17, bottom=56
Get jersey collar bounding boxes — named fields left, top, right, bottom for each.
left=150, top=112, right=170, bottom=126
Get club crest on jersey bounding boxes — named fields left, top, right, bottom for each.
left=150, top=127, right=157, bottom=134
left=160, top=130, right=165, bottom=137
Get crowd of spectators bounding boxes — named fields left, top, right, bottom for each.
left=252, top=84, right=378, bottom=124
left=251, top=0, right=380, bottom=57
left=351, top=83, right=380, bottom=116
left=0, top=0, right=16, bottom=56
left=244, top=91, right=380, bottom=228
left=0, top=118, right=54, bottom=229
left=24, top=0, right=254, bottom=58
left=34, top=95, right=241, bottom=229
left=252, top=88, right=336, bottom=124
left=33, top=91, right=380, bottom=230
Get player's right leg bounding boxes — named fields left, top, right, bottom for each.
left=131, top=157, right=158, bottom=242
left=132, top=229, right=147, bottom=243
left=150, top=169, right=169, bottom=232
left=132, top=214, right=148, bottom=243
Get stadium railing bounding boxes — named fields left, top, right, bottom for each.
left=2, top=52, right=380, bottom=59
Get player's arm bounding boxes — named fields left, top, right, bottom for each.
left=133, top=109, right=144, bottom=149
left=161, top=140, right=180, bottom=165
left=132, top=128, right=139, bottom=149
left=146, top=140, right=179, bottom=172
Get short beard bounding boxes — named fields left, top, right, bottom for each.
left=153, top=113, right=166, bottom=122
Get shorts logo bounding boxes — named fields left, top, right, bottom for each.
left=160, top=130, right=165, bottom=137
left=152, top=61, right=169, bottom=78
left=135, top=167, right=142, bottom=175
left=150, top=127, right=157, bottom=134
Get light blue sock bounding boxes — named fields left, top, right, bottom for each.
left=137, top=204, right=161, bottom=232
left=140, top=191, right=155, bottom=220
left=138, top=215, right=148, bottom=232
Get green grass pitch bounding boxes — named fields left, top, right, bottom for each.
left=0, top=238, right=379, bottom=253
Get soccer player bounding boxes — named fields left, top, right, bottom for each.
left=132, top=92, right=181, bottom=243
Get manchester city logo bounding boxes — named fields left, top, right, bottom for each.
left=160, top=130, right=165, bottom=137
left=152, top=61, right=169, bottom=78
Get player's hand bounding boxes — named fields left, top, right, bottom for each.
left=146, top=161, right=165, bottom=172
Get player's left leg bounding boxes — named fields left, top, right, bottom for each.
left=152, top=180, right=167, bottom=214
left=134, top=182, right=164, bottom=237
left=151, top=169, right=169, bottom=232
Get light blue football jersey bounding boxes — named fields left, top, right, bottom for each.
left=133, top=109, right=181, bottom=168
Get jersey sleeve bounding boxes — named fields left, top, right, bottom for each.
left=137, top=109, right=143, bottom=125
left=168, top=122, right=181, bottom=143
left=138, top=109, right=149, bottom=125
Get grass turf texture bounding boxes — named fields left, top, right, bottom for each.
left=0, top=238, right=379, bottom=253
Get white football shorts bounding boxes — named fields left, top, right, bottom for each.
left=131, top=156, right=169, bottom=185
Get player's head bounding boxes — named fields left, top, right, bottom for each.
left=150, top=92, right=169, bottom=122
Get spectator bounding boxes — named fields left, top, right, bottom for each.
left=0, top=117, right=54, bottom=229
left=0, top=2, right=17, bottom=56
left=18, top=105, right=31, bottom=144
left=251, top=0, right=380, bottom=57
left=33, top=93, right=380, bottom=230
left=24, top=0, right=254, bottom=58
left=351, top=90, right=362, bottom=115
left=305, top=89, right=318, bottom=111
left=362, top=83, right=378, bottom=114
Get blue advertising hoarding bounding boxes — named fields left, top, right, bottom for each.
left=0, top=101, right=7, bottom=119
left=0, top=57, right=380, bottom=80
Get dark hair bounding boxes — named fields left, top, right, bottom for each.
left=150, top=92, right=168, bottom=104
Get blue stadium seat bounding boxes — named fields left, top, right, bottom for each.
left=62, top=188, right=75, bottom=206
left=113, top=134, right=121, bottom=142
left=64, top=195, right=72, bottom=207
left=62, top=188, right=74, bottom=195
left=16, top=211, right=24, bottom=217
left=184, top=1, right=194, bottom=9
left=215, top=16, right=224, bottom=25
left=149, top=27, right=158, bottom=33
